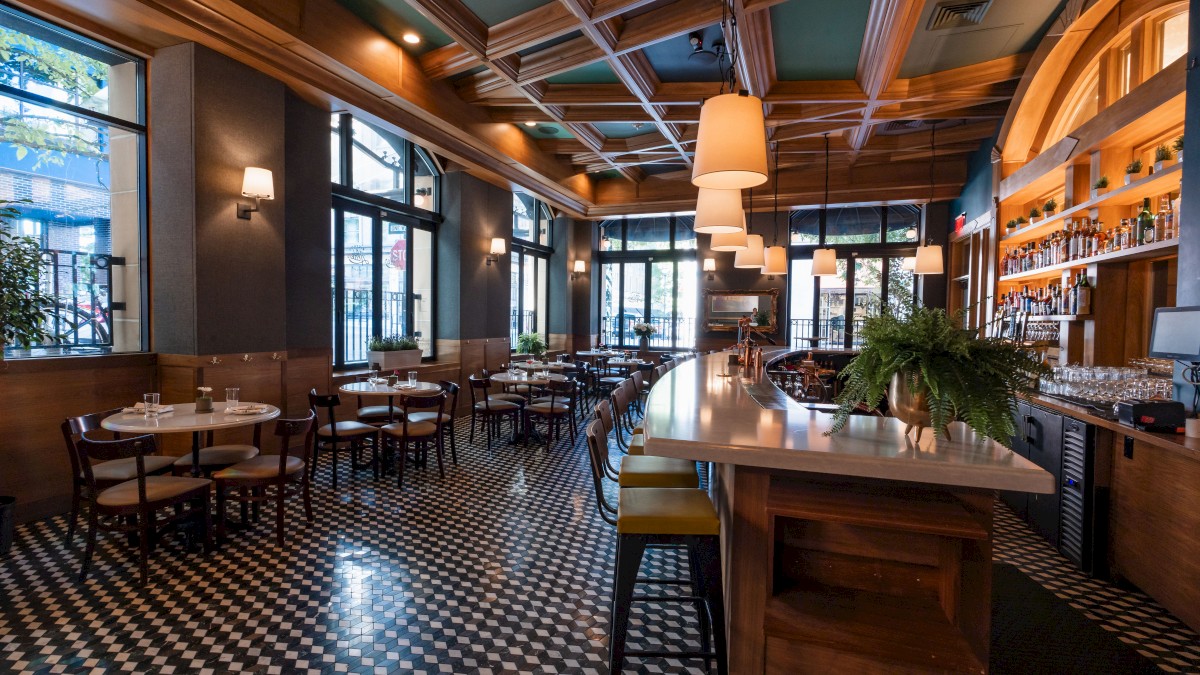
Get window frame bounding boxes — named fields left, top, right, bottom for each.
left=510, top=243, right=550, bottom=350
left=512, top=192, right=554, bottom=249
left=332, top=112, right=440, bottom=216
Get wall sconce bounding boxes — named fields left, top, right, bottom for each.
left=703, top=258, right=716, bottom=281
left=571, top=259, right=586, bottom=281
left=237, top=167, right=274, bottom=220
left=486, top=237, right=506, bottom=266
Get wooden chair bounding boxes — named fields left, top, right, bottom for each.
left=354, top=374, right=402, bottom=425
left=406, top=380, right=460, bottom=465
left=468, top=375, right=522, bottom=451
left=308, top=389, right=381, bottom=489
left=61, top=408, right=176, bottom=545
left=480, top=369, right=528, bottom=407
left=524, top=379, right=576, bottom=451
left=74, top=434, right=213, bottom=585
left=381, top=391, right=447, bottom=486
left=170, top=426, right=261, bottom=477
left=213, top=412, right=316, bottom=547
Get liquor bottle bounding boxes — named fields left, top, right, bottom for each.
left=1138, top=198, right=1155, bottom=245
left=1076, top=272, right=1092, bottom=315
left=1155, top=196, right=1167, bottom=242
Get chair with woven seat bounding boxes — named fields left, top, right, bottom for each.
left=171, top=426, right=261, bottom=477
left=309, top=389, right=381, bottom=489
left=75, top=434, right=213, bottom=585
left=591, top=402, right=696, bottom=488
left=213, top=412, right=316, bottom=547
left=61, top=408, right=177, bottom=545
left=468, top=375, right=522, bottom=451
left=524, top=379, right=576, bottom=451
left=382, top=391, right=448, bottom=487
left=405, top=381, right=459, bottom=465
left=582, top=421, right=726, bottom=674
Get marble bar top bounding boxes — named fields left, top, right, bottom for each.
left=642, top=349, right=1055, bottom=494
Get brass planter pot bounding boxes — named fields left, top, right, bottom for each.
left=888, top=372, right=951, bottom=442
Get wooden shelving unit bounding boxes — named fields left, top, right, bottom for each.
left=998, top=238, right=1179, bottom=283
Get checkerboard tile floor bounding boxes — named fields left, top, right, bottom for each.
left=1, top=416, right=1198, bottom=674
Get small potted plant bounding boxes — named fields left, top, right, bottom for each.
left=1043, top=198, right=1057, bottom=217
left=195, top=386, right=213, bottom=413
left=1154, top=145, right=1172, bottom=172
left=827, top=304, right=1049, bottom=443
left=1124, top=159, right=1142, bottom=185
left=0, top=200, right=55, bottom=360
left=516, top=332, right=547, bottom=360
left=1028, top=207, right=1041, bottom=223
left=1173, top=135, right=1184, bottom=162
left=1091, top=176, right=1109, bottom=200
left=1005, top=219, right=1018, bottom=232
left=367, top=334, right=421, bottom=370
left=1015, top=215, right=1028, bottom=226
left=631, top=322, right=657, bottom=353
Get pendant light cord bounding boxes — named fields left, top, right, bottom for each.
left=772, top=142, right=780, bottom=244
left=928, top=124, right=936, bottom=244
left=823, top=133, right=830, bottom=211
left=717, top=1, right=740, bottom=94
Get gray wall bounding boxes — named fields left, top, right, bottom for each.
left=437, top=171, right=513, bottom=340
left=548, top=215, right=574, bottom=336
left=698, top=211, right=789, bottom=346
left=284, top=90, right=333, bottom=350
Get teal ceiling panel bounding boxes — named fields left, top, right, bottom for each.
left=770, top=0, right=871, bottom=81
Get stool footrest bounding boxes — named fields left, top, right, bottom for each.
left=635, top=577, right=691, bottom=585
left=633, top=594, right=702, bottom=602
left=624, top=650, right=716, bottom=659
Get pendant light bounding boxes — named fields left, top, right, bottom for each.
left=762, top=142, right=787, bottom=276
left=690, top=2, right=767, bottom=190
left=694, top=187, right=744, bottom=233
left=734, top=185, right=764, bottom=266
left=710, top=196, right=748, bottom=251
left=914, top=124, right=944, bottom=275
left=812, top=133, right=837, bottom=277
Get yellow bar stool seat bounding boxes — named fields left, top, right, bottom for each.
left=627, top=433, right=645, bottom=455
left=616, top=487, right=718, bottom=534
left=617, top=456, right=699, bottom=489
left=633, top=425, right=643, bottom=434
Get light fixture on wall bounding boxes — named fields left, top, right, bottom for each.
left=237, top=167, right=274, bottom=219
left=761, top=141, right=787, bottom=277
left=486, top=237, right=506, bottom=266
left=913, top=124, right=944, bottom=276
left=571, top=259, right=586, bottom=281
left=810, top=134, right=835, bottom=276
left=703, top=258, right=716, bottom=280
left=693, top=187, right=744, bottom=233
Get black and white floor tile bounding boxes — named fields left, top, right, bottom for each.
left=1, top=415, right=1198, bottom=674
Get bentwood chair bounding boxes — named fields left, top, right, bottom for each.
left=468, top=375, right=522, bottom=451
left=75, top=434, right=213, bottom=585
left=382, top=391, right=447, bottom=486
left=355, top=374, right=402, bottom=425
left=61, top=408, right=176, bottom=545
left=170, top=426, right=261, bottom=477
left=592, top=400, right=696, bottom=488
left=480, top=369, right=528, bottom=407
left=406, top=381, right=459, bottom=465
left=524, top=378, right=576, bottom=451
left=309, top=390, right=381, bottom=488
left=213, top=412, right=316, bottom=547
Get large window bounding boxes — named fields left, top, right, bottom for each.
left=597, top=214, right=698, bottom=349
left=0, top=7, right=146, bottom=358
left=788, top=206, right=917, bottom=349
left=1158, top=10, right=1188, bottom=71
left=330, top=113, right=439, bottom=368
left=510, top=193, right=552, bottom=348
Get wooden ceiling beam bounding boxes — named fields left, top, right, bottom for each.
left=847, top=0, right=925, bottom=152
left=887, top=52, right=1032, bottom=100
left=763, top=80, right=870, bottom=103
left=724, top=0, right=775, bottom=97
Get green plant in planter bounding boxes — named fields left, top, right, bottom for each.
left=1155, top=145, right=1173, bottom=162
left=516, top=332, right=547, bottom=358
left=1015, top=216, right=1027, bottom=225
left=1029, top=207, right=1041, bottom=219
left=1092, top=176, right=1109, bottom=190
left=1173, top=135, right=1184, bottom=154
left=0, top=200, right=55, bottom=354
left=368, top=334, right=419, bottom=351
left=1043, top=198, right=1057, bottom=214
left=1125, top=159, right=1143, bottom=175
left=1005, top=219, right=1018, bottom=230
left=827, top=304, right=1049, bottom=444
left=753, top=309, right=770, bottom=326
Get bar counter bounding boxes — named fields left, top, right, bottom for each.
left=642, top=349, right=1054, bottom=674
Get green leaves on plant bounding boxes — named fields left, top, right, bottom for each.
left=0, top=200, right=56, bottom=348
left=368, top=334, right=419, bottom=351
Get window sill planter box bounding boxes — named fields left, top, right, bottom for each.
left=367, top=349, right=422, bottom=370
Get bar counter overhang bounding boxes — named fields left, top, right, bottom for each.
left=642, top=349, right=1054, bottom=674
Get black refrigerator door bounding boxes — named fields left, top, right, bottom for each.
left=1000, top=402, right=1032, bottom=519
left=1025, top=405, right=1064, bottom=547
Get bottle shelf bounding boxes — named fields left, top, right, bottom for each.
left=998, top=238, right=1178, bottom=282
left=1000, top=163, right=1182, bottom=246
left=1026, top=314, right=1090, bottom=321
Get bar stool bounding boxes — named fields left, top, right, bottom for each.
left=596, top=399, right=642, bottom=455
left=592, top=402, right=697, bottom=488
left=582, top=421, right=726, bottom=674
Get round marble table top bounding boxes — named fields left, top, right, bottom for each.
left=101, top=401, right=281, bottom=434
left=339, top=381, right=443, bottom=397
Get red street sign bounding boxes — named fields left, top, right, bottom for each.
left=390, top=238, right=406, bottom=270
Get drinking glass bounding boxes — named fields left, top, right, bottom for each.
left=144, top=393, right=160, bottom=419
left=225, top=387, right=240, bottom=410
left=370, top=366, right=381, bottom=384
left=407, top=371, right=418, bottom=388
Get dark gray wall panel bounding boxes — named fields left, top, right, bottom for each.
left=284, top=90, right=332, bottom=350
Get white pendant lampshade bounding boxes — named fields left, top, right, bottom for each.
left=812, top=248, right=837, bottom=276
left=709, top=215, right=748, bottom=251
left=734, top=234, right=765, bottom=268
left=691, top=92, right=768, bottom=190
left=693, top=187, right=744, bottom=234
left=914, top=245, right=944, bottom=275
left=901, top=256, right=916, bottom=271
left=762, top=246, right=788, bottom=275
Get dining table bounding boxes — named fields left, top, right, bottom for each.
left=338, top=380, right=444, bottom=423
left=102, top=401, right=281, bottom=477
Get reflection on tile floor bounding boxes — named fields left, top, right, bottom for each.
left=2, top=416, right=1198, bottom=673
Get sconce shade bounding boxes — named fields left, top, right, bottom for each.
left=812, top=248, right=837, bottom=276
left=762, top=246, right=788, bottom=275
left=914, top=244, right=944, bottom=275
left=241, top=167, right=274, bottom=199
left=734, top=234, right=765, bottom=268
left=490, top=238, right=507, bottom=256
left=901, top=256, right=916, bottom=271
left=693, top=187, right=744, bottom=234
left=573, top=260, right=586, bottom=274
left=702, top=258, right=716, bottom=272
left=709, top=221, right=748, bottom=251
left=691, top=93, right=768, bottom=190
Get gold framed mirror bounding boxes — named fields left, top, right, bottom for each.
left=702, top=288, right=779, bottom=332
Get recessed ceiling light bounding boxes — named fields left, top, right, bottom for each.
left=402, top=32, right=420, bottom=45
left=523, top=121, right=537, bottom=127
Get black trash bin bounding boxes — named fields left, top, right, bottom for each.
left=0, top=496, right=14, bottom=556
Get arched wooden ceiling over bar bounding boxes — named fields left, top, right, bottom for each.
left=17, top=0, right=1068, bottom=217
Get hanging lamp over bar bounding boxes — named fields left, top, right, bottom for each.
left=811, top=133, right=836, bottom=276
left=693, top=187, right=745, bottom=233
left=692, top=91, right=768, bottom=189
left=913, top=124, right=944, bottom=276
left=762, top=140, right=787, bottom=276
left=710, top=212, right=748, bottom=251
left=735, top=234, right=765, bottom=268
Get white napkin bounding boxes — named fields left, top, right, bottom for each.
left=123, top=403, right=174, bottom=414
left=224, top=404, right=269, bottom=415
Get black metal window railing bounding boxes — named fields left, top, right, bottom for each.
left=340, top=288, right=407, bottom=364
left=789, top=318, right=868, bottom=350
left=509, top=310, right=536, bottom=347
left=599, top=316, right=696, bottom=349
left=33, top=249, right=115, bottom=352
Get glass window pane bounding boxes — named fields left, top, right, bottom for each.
left=350, top=118, right=405, bottom=201
left=1160, top=12, right=1188, bottom=70
left=599, top=220, right=622, bottom=251
left=825, top=207, right=881, bottom=244
left=510, top=251, right=522, bottom=346
left=649, top=261, right=674, bottom=348
left=523, top=253, right=537, bottom=339
left=0, top=8, right=140, bottom=123
left=331, top=114, right=342, bottom=184
left=789, top=258, right=816, bottom=349
left=888, top=257, right=914, bottom=314
left=676, top=260, right=697, bottom=347
left=674, top=215, right=697, bottom=250
left=380, top=221, right=408, bottom=347
left=535, top=255, right=548, bottom=336
left=851, top=258, right=883, bottom=348
left=412, top=147, right=437, bottom=211
left=411, top=227, right=433, bottom=356
left=600, top=262, right=621, bottom=346
left=341, top=212, right=373, bottom=365
left=885, top=205, right=921, bottom=243
left=621, top=263, right=646, bottom=345
left=626, top=216, right=670, bottom=250
left=817, top=258, right=848, bottom=349
left=789, top=210, right=820, bottom=245
left=537, top=204, right=552, bottom=247
left=513, top=193, right=536, bottom=243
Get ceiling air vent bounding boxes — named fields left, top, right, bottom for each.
left=927, top=0, right=993, bottom=31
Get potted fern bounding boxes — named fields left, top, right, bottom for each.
left=1154, top=145, right=1172, bottom=173
left=367, top=334, right=421, bottom=370
left=1125, top=159, right=1142, bottom=185
left=827, top=304, right=1048, bottom=443
left=1, top=201, right=55, bottom=361
left=516, top=332, right=547, bottom=360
